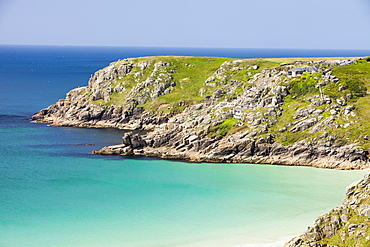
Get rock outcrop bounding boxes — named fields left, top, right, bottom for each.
left=31, top=59, right=174, bottom=130
left=32, top=56, right=370, bottom=170
left=285, top=173, right=370, bottom=246
left=93, top=117, right=369, bottom=170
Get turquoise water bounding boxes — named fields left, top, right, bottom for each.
left=0, top=46, right=368, bottom=246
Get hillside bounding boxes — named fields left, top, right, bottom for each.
left=32, top=56, right=370, bottom=169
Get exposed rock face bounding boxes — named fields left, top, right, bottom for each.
left=93, top=116, right=369, bottom=170
left=32, top=56, right=370, bottom=170
left=286, top=173, right=370, bottom=246
left=31, top=59, right=173, bottom=129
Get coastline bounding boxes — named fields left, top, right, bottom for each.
left=31, top=116, right=370, bottom=170
left=92, top=141, right=369, bottom=170
left=31, top=55, right=370, bottom=171
left=31, top=120, right=369, bottom=170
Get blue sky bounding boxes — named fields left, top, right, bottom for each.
left=0, top=0, right=369, bottom=49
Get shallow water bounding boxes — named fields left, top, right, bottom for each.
left=0, top=46, right=367, bottom=246
left=0, top=122, right=364, bottom=246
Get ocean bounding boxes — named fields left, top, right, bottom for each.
left=0, top=45, right=368, bottom=247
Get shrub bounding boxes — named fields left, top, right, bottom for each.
left=345, top=79, right=367, bottom=97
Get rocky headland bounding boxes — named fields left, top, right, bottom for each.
left=32, top=56, right=370, bottom=170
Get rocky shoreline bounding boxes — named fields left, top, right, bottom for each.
left=31, top=56, right=370, bottom=170
left=92, top=131, right=368, bottom=170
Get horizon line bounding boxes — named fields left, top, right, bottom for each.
left=1, top=44, right=370, bottom=51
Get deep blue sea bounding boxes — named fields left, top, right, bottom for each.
left=0, top=45, right=369, bottom=246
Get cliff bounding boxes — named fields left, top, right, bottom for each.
left=31, top=56, right=370, bottom=170
left=286, top=173, right=370, bottom=246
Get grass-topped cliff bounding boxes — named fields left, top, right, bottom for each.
left=32, top=55, right=370, bottom=169
left=89, top=56, right=279, bottom=114
left=271, top=59, right=370, bottom=149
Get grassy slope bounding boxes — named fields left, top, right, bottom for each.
left=97, top=56, right=281, bottom=114
left=270, top=59, right=370, bottom=148
left=146, top=57, right=281, bottom=114
left=331, top=60, right=370, bottom=149
left=264, top=57, right=362, bottom=63
left=141, top=56, right=233, bottom=114
left=91, top=56, right=370, bottom=150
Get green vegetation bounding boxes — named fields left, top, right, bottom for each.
left=208, top=117, right=251, bottom=138
left=270, top=94, right=310, bottom=145
left=88, top=55, right=370, bottom=150
left=208, top=118, right=239, bottom=138
left=276, top=130, right=310, bottom=146
left=93, top=56, right=281, bottom=115
left=330, top=60, right=370, bottom=149
left=269, top=59, right=370, bottom=149
left=316, top=196, right=370, bottom=246
left=225, top=59, right=280, bottom=98
left=332, top=59, right=370, bottom=98
left=143, top=57, right=231, bottom=114
left=345, top=96, right=370, bottom=149
left=289, top=72, right=321, bottom=97
left=225, top=59, right=280, bottom=82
